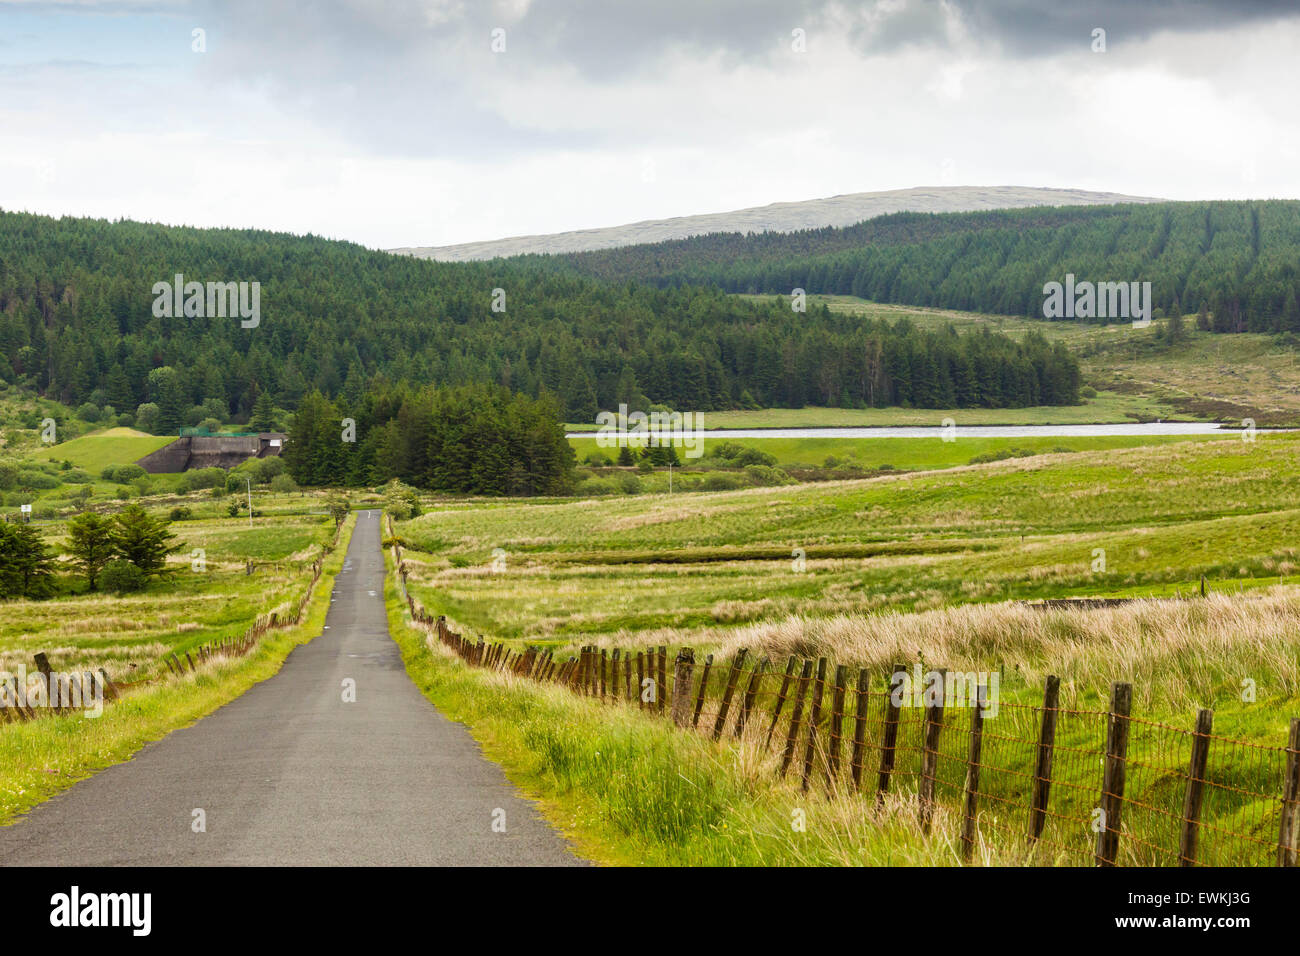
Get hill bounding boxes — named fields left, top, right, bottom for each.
left=548, top=200, right=1300, bottom=334
left=391, top=185, right=1158, bottom=261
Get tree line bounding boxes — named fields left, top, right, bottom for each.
left=549, top=201, right=1300, bottom=334
left=0, top=209, right=1079, bottom=422
left=0, top=506, right=179, bottom=600
left=283, top=383, right=575, bottom=495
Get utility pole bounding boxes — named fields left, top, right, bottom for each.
left=244, top=476, right=253, bottom=528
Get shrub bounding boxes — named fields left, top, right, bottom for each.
left=270, top=473, right=298, bottom=493
left=618, top=474, right=642, bottom=495
left=169, top=506, right=193, bottom=521
left=181, top=467, right=226, bottom=492
left=700, top=473, right=744, bottom=491
left=743, top=464, right=793, bottom=486
left=110, top=464, right=146, bottom=483
left=76, top=403, right=101, bottom=422
left=734, top=447, right=777, bottom=468
left=99, top=559, right=146, bottom=594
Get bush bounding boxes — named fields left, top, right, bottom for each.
left=618, top=474, right=642, bottom=495
left=169, top=506, right=193, bottom=521
left=700, top=473, right=744, bottom=491
left=99, top=559, right=146, bottom=594
left=110, top=463, right=146, bottom=483
left=743, top=464, right=793, bottom=486
left=17, top=471, right=61, bottom=489
left=1079, top=386, right=1098, bottom=399
left=734, top=447, right=777, bottom=468
left=76, top=402, right=101, bottom=422
left=270, top=473, right=298, bottom=493
left=181, top=467, right=226, bottom=492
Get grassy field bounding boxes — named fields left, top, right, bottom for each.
left=396, top=432, right=1300, bottom=642
left=2, top=504, right=339, bottom=680
left=387, top=550, right=1298, bottom=866
left=0, top=513, right=355, bottom=823
left=779, top=295, right=1300, bottom=427
left=570, top=432, right=1231, bottom=473
left=31, top=427, right=174, bottom=471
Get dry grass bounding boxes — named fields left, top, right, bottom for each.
left=702, top=588, right=1300, bottom=713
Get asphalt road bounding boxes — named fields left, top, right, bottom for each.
left=0, top=511, right=583, bottom=866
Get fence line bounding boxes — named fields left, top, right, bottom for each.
left=396, top=550, right=1299, bottom=867
left=1, top=513, right=346, bottom=727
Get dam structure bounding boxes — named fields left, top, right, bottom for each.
left=135, top=433, right=287, bottom=473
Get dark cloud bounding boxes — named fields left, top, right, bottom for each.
left=183, top=0, right=1300, bottom=160
left=954, top=0, right=1300, bottom=55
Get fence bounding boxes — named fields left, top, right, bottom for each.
left=390, top=530, right=1300, bottom=868
left=1, top=515, right=343, bottom=727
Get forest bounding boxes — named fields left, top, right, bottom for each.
left=0, top=209, right=1077, bottom=423
left=547, top=201, right=1300, bottom=333
left=283, top=383, right=575, bottom=495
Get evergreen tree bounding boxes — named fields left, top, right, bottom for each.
left=67, top=512, right=116, bottom=590
left=0, top=522, right=57, bottom=599
left=112, top=505, right=181, bottom=578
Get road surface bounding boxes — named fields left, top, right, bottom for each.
left=0, top=511, right=583, bottom=866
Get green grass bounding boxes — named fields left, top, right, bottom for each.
left=2, top=508, right=338, bottom=679
left=395, top=432, right=1300, bottom=646
left=571, top=432, right=1229, bottom=471
left=567, top=391, right=1179, bottom=431
left=31, top=427, right=175, bottom=471
left=0, top=513, right=355, bottom=824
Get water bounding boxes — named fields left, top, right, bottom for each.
left=568, top=423, right=1242, bottom=439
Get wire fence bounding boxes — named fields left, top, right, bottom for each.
left=390, top=527, right=1300, bottom=868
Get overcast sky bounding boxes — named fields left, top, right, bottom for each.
left=3, top=0, right=1299, bottom=249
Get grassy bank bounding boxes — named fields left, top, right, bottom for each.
left=384, top=548, right=997, bottom=866
left=0, top=513, right=356, bottom=824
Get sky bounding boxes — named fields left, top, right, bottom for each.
left=2, top=0, right=1299, bottom=250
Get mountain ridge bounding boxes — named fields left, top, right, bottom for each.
left=391, top=185, right=1163, bottom=262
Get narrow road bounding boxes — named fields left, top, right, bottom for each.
left=0, top=511, right=583, bottom=866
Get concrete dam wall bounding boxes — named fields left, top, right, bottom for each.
left=135, top=434, right=286, bottom=473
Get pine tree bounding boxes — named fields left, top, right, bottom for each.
left=112, top=506, right=181, bottom=578
left=250, top=391, right=277, bottom=432
left=67, top=512, right=115, bottom=590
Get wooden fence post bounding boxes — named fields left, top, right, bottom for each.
left=636, top=652, right=645, bottom=709
left=1029, top=674, right=1061, bottom=842
left=765, top=656, right=798, bottom=751
left=735, top=658, right=768, bottom=739
left=876, top=663, right=906, bottom=806
left=918, top=669, right=946, bottom=833
left=779, top=660, right=814, bottom=777
left=1277, top=717, right=1300, bottom=867
left=827, top=664, right=848, bottom=789
left=692, top=654, right=714, bottom=728
left=656, top=646, right=667, bottom=715
left=961, top=685, right=987, bottom=863
left=671, top=649, right=695, bottom=727
left=600, top=648, right=608, bottom=700
left=1178, top=708, right=1214, bottom=867
left=850, top=668, right=871, bottom=792
left=1096, top=681, right=1133, bottom=867
left=800, top=658, right=827, bottom=793
left=712, top=649, right=749, bottom=740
